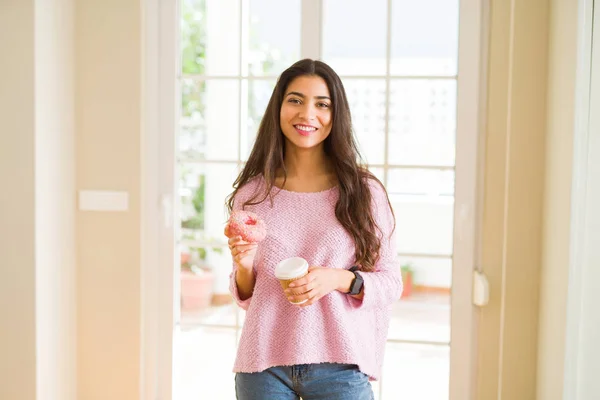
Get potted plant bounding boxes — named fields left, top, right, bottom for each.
left=400, top=263, right=414, bottom=298
left=180, top=235, right=215, bottom=312
left=194, top=236, right=234, bottom=307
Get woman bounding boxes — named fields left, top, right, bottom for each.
left=224, top=59, right=402, bottom=400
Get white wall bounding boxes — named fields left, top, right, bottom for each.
left=0, top=0, right=77, bottom=400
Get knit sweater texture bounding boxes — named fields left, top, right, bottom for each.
left=229, top=176, right=403, bottom=381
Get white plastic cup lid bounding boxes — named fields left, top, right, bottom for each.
left=274, top=257, right=308, bottom=280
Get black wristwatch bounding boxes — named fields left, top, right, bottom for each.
left=346, top=266, right=364, bottom=295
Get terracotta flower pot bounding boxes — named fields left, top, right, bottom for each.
left=180, top=269, right=214, bottom=311
left=401, top=270, right=413, bottom=298
left=180, top=252, right=191, bottom=266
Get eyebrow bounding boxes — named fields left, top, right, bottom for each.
left=285, top=91, right=331, bottom=101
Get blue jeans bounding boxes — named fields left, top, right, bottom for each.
left=235, top=363, right=374, bottom=400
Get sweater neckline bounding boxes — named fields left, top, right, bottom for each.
left=273, top=184, right=338, bottom=196
left=260, top=176, right=338, bottom=196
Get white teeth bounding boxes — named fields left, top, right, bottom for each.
left=295, top=125, right=316, bottom=132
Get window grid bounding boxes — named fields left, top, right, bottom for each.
left=176, top=73, right=458, bottom=170
left=175, top=2, right=458, bottom=318
left=178, top=0, right=457, bottom=398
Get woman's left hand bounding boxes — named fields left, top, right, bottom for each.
left=284, top=267, right=353, bottom=307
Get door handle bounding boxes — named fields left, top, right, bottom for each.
left=473, top=270, right=489, bottom=306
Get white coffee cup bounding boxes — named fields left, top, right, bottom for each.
left=274, top=257, right=309, bottom=304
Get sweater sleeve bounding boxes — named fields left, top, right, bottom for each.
left=229, top=267, right=253, bottom=310
left=348, top=181, right=403, bottom=310
left=228, top=179, right=259, bottom=310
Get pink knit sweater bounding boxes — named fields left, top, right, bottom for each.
left=229, top=176, right=403, bottom=381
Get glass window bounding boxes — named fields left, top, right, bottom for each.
left=248, top=0, right=301, bottom=76
left=180, top=79, right=240, bottom=161
left=174, top=327, right=238, bottom=399
left=322, top=0, right=388, bottom=76
left=388, top=257, right=451, bottom=343
left=343, top=79, right=387, bottom=164
left=181, top=0, right=241, bottom=76
left=179, top=163, right=239, bottom=239
left=243, top=79, right=276, bottom=160
left=177, top=1, right=463, bottom=399
left=387, top=168, right=455, bottom=197
left=382, top=343, right=450, bottom=399
left=388, top=80, right=457, bottom=166
left=390, top=0, right=459, bottom=76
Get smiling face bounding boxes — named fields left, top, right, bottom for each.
left=279, top=75, right=333, bottom=152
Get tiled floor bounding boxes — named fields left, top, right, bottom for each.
left=174, top=293, right=450, bottom=400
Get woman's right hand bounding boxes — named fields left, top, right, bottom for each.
left=224, top=224, right=258, bottom=271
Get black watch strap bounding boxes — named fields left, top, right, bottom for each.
left=347, top=266, right=364, bottom=295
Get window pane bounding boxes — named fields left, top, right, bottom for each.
left=387, top=168, right=454, bottom=197
left=181, top=0, right=241, bottom=76
left=322, top=0, right=387, bottom=76
left=391, top=0, right=459, bottom=76
left=181, top=0, right=207, bottom=75
left=388, top=258, right=451, bottom=343
left=369, top=167, right=385, bottom=185
left=174, top=327, right=237, bottom=399
left=243, top=79, right=276, bottom=161
left=179, top=243, right=239, bottom=322
left=390, top=191, right=454, bottom=255
left=181, top=79, right=240, bottom=161
left=180, top=285, right=246, bottom=328
left=178, top=245, right=247, bottom=327
left=248, top=0, right=301, bottom=76
left=388, top=168, right=455, bottom=256
left=344, top=79, right=386, bottom=164
left=179, top=162, right=239, bottom=239
left=398, top=256, right=452, bottom=290
left=382, top=343, right=449, bottom=399
left=388, top=80, right=457, bottom=166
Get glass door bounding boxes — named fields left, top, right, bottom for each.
left=171, top=0, right=482, bottom=399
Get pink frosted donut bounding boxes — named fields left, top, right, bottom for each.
left=228, top=210, right=267, bottom=243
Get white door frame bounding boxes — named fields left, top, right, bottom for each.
left=563, top=0, right=599, bottom=398
left=139, top=0, right=488, bottom=399
left=141, top=0, right=179, bottom=399
left=450, top=0, right=489, bottom=398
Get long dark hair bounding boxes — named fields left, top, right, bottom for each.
left=226, top=59, right=394, bottom=271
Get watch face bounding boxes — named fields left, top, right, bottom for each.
left=350, top=272, right=364, bottom=295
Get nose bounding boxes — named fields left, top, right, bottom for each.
left=298, top=103, right=317, bottom=121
